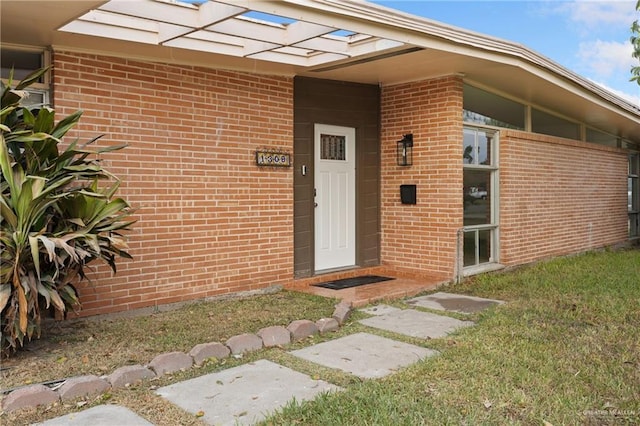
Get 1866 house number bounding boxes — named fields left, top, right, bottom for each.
left=255, top=150, right=291, bottom=167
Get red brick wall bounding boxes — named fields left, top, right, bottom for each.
left=53, top=51, right=293, bottom=317
left=500, top=130, right=628, bottom=265
left=380, top=76, right=464, bottom=278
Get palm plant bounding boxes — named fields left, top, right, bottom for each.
left=0, top=68, right=134, bottom=357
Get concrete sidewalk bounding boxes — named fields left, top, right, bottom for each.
left=35, top=292, right=502, bottom=426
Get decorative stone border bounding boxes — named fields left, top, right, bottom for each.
left=1, top=301, right=352, bottom=413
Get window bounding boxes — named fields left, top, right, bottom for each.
left=586, top=128, right=619, bottom=147
left=629, top=154, right=639, bottom=238
left=1, top=46, right=49, bottom=107
left=320, top=134, right=346, bottom=160
left=463, top=84, right=525, bottom=130
left=463, top=126, right=499, bottom=269
left=531, top=108, right=580, bottom=140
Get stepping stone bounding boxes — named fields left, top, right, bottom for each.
left=407, top=292, right=504, bottom=314
left=34, top=404, right=153, bottom=425
left=156, top=359, right=341, bottom=425
left=358, top=308, right=474, bottom=339
left=290, top=332, right=437, bottom=379
left=359, top=304, right=402, bottom=316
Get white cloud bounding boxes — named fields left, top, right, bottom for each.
left=539, top=0, right=634, bottom=31
left=567, top=1, right=636, bottom=29
left=577, top=39, right=635, bottom=78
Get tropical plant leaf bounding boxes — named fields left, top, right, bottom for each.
left=50, top=110, right=82, bottom=140
left=1, top=67, right=134, bottom=357
left=13, top=67, right=48, bottom=91
left=28, top=235, right=41, bottom=280
left=0, top=285, right=10, bottom=312
left=33, top=107, right=56, bottom=134
left=48, top=288, right=65, bottom=312
left=36, top=282, right=51, bottom=309
left=16, top=282, right=28, bottom=334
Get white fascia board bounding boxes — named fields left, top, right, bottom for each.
left=183, top=29, right=244, bottom=46
left=207, top=17, right=286, bottom=45
left=293, top=37, right=347, bottom=54
left=197, top=1, right=248, bottom=27
left=60, top=19, right=158, bottom=46
left=249, top=49, right=346, bottom=66
left=158, top=23, right=195, bottom=44
left=347, top=38, right=403, bottom=56
left=285, top=21, right=335, bottom=44
left=100, top=0, right=246, bottom=28
left=68, top=9, right=157, bottom=32
left=243, top=39, right=282, bottom=56
left=164, top=36, right=246, bottom=56
left=169, top=31, right=280, bottom=57
left=100, top=0, right=201, bottom=26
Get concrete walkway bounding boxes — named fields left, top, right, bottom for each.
left=36, top=293, right=502, bottom=426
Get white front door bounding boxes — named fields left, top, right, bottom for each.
left=314, top=124, right=356, bottom=271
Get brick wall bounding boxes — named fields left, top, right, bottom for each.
left=380, top=76, right=464, bottom=278
left=53, top=51, right=294, bottom=317
left=500, top=130, right=628, bottom=265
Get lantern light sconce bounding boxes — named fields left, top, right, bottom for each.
left=397, top=133, right=413, bottom=166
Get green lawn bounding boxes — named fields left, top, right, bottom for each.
left=264, top=249, right=640, bottom=425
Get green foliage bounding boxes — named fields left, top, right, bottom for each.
left=631, top=1, right=640, bottom=84
left=0, top=68, right=134, bottom=357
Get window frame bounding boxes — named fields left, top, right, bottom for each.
left=1, top=45, right=50, bottom=106
left=462, top=125, right=500, bottom=273
left=629, top=153, right=640, bottom=239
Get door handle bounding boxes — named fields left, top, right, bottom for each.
left=314, top=202, right=318, bottom=208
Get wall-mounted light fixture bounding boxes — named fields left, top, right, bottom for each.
left=397, top=133, right=413, bottom=166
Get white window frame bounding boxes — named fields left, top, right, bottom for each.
left=462, top=125, right=500, bottom=276
left=629, top=153, right=640, bottom=239
left=1, top=45, right=50, bottom=107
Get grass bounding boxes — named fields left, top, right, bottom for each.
left=2, top=249, right=639, bottom=425
left=264, top=249, right=640, bottom=425
left=0, top=291, right=337, bottom=390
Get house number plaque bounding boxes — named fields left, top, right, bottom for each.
left=255, top=150, right=291, bottom=167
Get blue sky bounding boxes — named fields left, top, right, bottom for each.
left=372, top=0, right=640, bottom=105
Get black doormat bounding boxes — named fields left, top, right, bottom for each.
left=313, top=275, right=395, bottom=290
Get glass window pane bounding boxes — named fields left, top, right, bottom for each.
left=463, top=231, right=477, bottom=267
left=630, top=178, right=639, bottom=212
left=463, top=85, right=525, bottom=130
left=463, top=127, right=494, bottom=166
left=20, top=90, right=46, bottom=107
left=478, top=131, right=492, bottom=166
left=630, top=155, right=639, bottom=176
left=1, top=48, right=43, bottom=81
left=320, top=134, right=346, bottom=160
left=478, top=229, right=491, bottom=264
left=629, top=214, right=639, bottom=237
left=463, top=128, right=476, bottom=165
left=586, top=128, right=618, bottom=147
left=531, top=108, right=580, bottom=140
left=464, top=169, right=492, bottom=226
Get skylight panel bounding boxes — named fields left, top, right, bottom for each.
left=169, top=0, right=208, bottom=6
left=241, top=11, right=295, bottom=26
left=329, top=30, right=355, bottom=38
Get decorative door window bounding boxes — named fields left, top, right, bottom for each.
left=320, top=134, right=346, bottom=160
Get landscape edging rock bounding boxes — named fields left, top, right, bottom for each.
left=1, top=303, right=352, bottom=413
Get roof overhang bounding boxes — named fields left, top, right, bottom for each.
left=2, top=0, right=639, bottom=142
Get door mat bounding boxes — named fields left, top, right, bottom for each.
left=313, top=275, right=395, bottom=290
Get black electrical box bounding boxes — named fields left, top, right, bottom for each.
left=400, top=184, right=416, bottom=204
